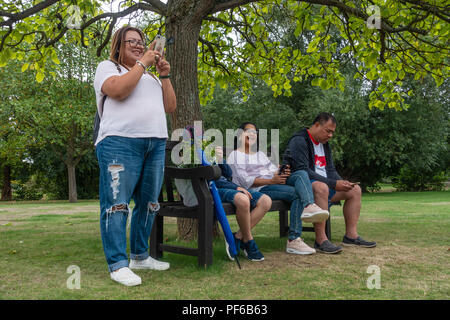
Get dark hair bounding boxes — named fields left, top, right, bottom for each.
left=312, top=112, right=337, bottom=126
left=234, top=122, right=259, bottom=150
left=109, top=26, right=146, bottom=67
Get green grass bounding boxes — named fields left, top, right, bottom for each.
left=0, top=191, right=449, bottom=300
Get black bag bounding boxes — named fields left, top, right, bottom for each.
left=92, top=96, right=106, bottom=144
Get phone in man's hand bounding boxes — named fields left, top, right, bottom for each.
left=279, top=164, right=288, bottom=175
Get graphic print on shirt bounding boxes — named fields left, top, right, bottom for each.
left=314, top=154, right=326, bottom=169
left=313, top=143, right=327, bottom=178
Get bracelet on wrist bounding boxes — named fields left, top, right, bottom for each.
left=136, top=60, right=147, bottom=71
left=159, top=74, right=170, bottom=79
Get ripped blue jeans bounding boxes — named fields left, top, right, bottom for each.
left=96, top=136, right=166, bottom=272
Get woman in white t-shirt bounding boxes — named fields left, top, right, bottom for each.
left=227, top=122, right=329, bottom=256
left=93, top=26, right=176, bottom=286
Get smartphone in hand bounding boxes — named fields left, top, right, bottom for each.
left=279, top=164, right=288, bottom=175
left=154, top=35, right=166, bottom=55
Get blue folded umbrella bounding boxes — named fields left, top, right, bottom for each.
left=186, top=127, right=241, bottom=269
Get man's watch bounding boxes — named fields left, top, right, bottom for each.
left=159, top=74, right=170, bottom=79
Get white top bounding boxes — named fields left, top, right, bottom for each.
left=313, top=142, right=327, bottom=178
left=227, top=149, right=278, bottom=191
left=93, top=60, right=168, bottom=146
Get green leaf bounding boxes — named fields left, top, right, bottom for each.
left=283, top=81, right=292, bottom=90
left=311, top=78, right=320, bottom=87
left=36, top=71, right=45, bottom=83
left=51, top=52, right=60, bottom=65
left=366, top=52, right=378, bottom=68
left=21, top=63, right=29, bottom=72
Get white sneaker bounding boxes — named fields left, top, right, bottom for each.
left=301, top=203, right=329, bottom=223
left=286, top=238, right=316, bottom=255
left=129, top=256, right=170, bottom=271
left=110, top=267, right=141, bottom=286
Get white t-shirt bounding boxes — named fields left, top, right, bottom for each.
left=227, top=150, right=279, bottom=191
left=313, top=142, right=327, bottom=178
left=93, top=60, right=168, bottom=145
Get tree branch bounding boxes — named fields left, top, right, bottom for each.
left=399, top=0, right=450, bottom=24
left=141, top=0, right=168, bottom=15
left=97, top=17, right=117, bottom=57
left=299, top=0, right=428, bottom=35
left=199, top=36, right=231, bottom=75
left=209, top=0, right=262, bottom=15
left=0, top=0, right=59, bottom=26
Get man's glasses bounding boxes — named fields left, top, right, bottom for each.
left=124, top=39, right=146, bottom=47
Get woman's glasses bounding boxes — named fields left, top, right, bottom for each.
left=244, top=129, right=258, bottom=135
left=124, top=39, right=146, bottom=47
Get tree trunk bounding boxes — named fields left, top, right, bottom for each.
left=1, top=164, right=12, bottom=201
left=165, top=0, right=219, bottom=240
left=165, top=2, right=206, bottom=130
left=67, top=163, right=77, bottom=203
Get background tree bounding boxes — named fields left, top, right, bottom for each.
left=0, top=62, right=36, bottom=201
left=6, top=43, right=99, bottom=202
left=204, top=69, right=449, bottom=192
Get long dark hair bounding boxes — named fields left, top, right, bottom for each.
left=234, top=122, right=259, bottom=150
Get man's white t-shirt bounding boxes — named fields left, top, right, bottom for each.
left=93, top=60, right=168, bottom=146
left=313, top=143, right=327, bottom=178
left=307, top=130, right=327, bottom=178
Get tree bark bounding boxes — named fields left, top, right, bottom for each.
left=1, top=164, right=12, bottom=201
left=165, top=1, right=207, bottom=131
left=165, top=0, right=219, bottom=240
left=67, top=163, right=77, bottom=203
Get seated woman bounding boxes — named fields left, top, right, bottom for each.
left=227, top=122, right=329, bottom=255
left=214, top=146, right=272, bottom=262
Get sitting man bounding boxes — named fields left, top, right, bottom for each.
left=283, top=112, right=376, bottom=254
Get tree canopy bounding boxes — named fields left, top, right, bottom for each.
left=1, top=0, right=448, bottom=117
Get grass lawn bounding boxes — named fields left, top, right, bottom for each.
left=0, top=191, right=449, bottom=300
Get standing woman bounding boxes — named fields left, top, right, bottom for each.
left=93, top=26, right=176, bottom=286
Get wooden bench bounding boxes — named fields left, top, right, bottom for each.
left=150, top=141, right=331, bottom=268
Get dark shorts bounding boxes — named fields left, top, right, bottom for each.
left=218, top=188, right=264, bottom=209
left=310, top=179, right=336, bottom=202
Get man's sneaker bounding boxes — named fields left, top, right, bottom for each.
left=242, top=239, right=264, bottom=261
left=129, top=256, right=170, bottom=271
left=225, top=233, right=241, bottom=261
left=110, top=267, right=141, bottom=286
left=286, top=238, right=316, bottom=255
left=342, top=235, right=377, bottom=248
left=314, top=240, right=343, bottom=254
left=301, top=204, right=329, bottom=223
